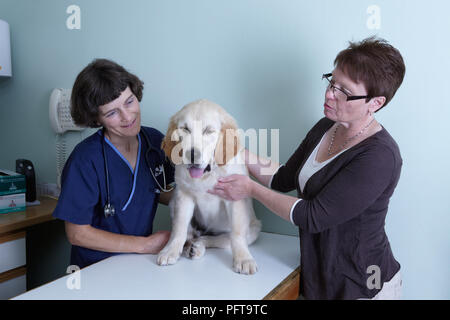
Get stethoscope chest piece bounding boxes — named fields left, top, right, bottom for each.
left=104, top=202, right=115, bottom=218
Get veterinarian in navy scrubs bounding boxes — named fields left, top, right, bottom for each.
left=210, top=37, right=405, bottom=299
left=53, top=59, right=175, bottom=269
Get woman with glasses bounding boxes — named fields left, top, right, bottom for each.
left=53, top=59, right=175, bottom=269
left=210, top=37, right=405, bottom=299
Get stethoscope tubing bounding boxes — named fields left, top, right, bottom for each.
left=102, top=128, right=173, bottom=218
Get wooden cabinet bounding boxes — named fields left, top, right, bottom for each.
left=0, top=231, right=27, bottom=299
left=0, top=197, right=56, bottom=299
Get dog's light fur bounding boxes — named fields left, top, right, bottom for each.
left=157, top=99, right=261, bottom=274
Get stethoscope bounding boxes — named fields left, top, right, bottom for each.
left=102, top=129, right=174, bottom=218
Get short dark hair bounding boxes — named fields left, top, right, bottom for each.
left=71, top=59, right=144, bottom=127
left=334, top=36, right=405, bottom=111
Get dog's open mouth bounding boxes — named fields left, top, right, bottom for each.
left=187, top=164, right=211, bottom=179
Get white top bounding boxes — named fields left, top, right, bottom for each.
left=298, top=132, right=347, bottom=193
left=270, top=133, right=348, bottom=225
left=13, top=232, right=299, bottom=300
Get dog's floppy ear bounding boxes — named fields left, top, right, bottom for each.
left=161, top=117, right=182, bottom=163
left=214, top=116, right=241, bottom=166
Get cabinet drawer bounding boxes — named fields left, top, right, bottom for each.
left=0, top=232, right=26, bottom=274
left=0, top=271, right=26, bottom=300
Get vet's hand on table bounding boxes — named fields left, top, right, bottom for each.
left=138, top=230, right=171, bottom=254
left=208, top=174, right=254, bottom=201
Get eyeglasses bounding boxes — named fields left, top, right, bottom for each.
left=322, top=73, right=371, bottom=102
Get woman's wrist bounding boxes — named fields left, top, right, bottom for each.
left=248, top=178, right=259, bottom=200
left=132, top=236, right=147, bottom=254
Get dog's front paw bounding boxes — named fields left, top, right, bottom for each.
left=233, top=258, right=258, bottom=275
left=182, top=239, right=206, bottom=259
left=157, top=246, right=181, bottom=266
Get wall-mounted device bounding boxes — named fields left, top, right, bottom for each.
left=49, top=88, right=85, bottom=187
left=0, top=19, right=12, bottom=77
left=49, top=88, right=84, bottom=134
left=15, top=159, right=36, bottom=203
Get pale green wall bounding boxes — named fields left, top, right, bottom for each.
left=1, top=0, right=449, bottom=299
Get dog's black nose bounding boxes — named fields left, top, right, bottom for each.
left=186, top=148, right=201, bottom=164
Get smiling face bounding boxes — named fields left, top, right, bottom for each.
left=97, top=86, right=141, bottom=141
left=179, top=113, right=221, bottom=176
left=162, top=99, right=240, bottom=179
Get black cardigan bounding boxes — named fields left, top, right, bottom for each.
left=271, top=117, right=402, bottom=299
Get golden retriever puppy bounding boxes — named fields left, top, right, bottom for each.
left=157, top=99, right=261, bottom=274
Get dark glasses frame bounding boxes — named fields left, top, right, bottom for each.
left=322, top=73, right=372, bottom=102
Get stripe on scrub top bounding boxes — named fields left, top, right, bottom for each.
left=103, top=133, right=142, bottom=211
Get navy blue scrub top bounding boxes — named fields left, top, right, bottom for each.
left=53, top=126, right=175, bottom=269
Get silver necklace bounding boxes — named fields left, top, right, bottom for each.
left=327, top=118, right=375, bottom=156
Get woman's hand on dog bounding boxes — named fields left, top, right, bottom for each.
left=209, top=174, right=254, bottom=201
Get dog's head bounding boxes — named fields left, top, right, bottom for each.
left=161, top=99, right=241, bottom=179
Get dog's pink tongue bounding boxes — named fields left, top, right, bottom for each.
left=188, top=167, right=204, bottom=178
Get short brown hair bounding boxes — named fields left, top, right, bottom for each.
left=334, top=36, right=405, bottom=111
left=71, top=59, right=144, bottom=127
